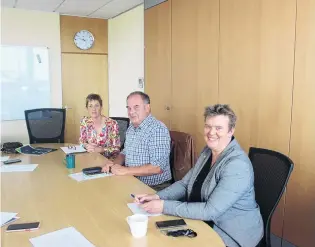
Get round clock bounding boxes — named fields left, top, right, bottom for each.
left=73, top=30, right=95, bottom=50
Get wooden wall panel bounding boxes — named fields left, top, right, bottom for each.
left=144, top=1, right=172, bottom=128
left=219, top=0, right=296, bottom=236
left=60, top=15, right=108, bottom=54
left=284, top=0, right=315, bottom=246
left=62, top=54, right=108, bottom=143
left=60, top=15, right=109, bottom=143
left=171, top=0, right=219, bottom=153
left=145, top=1, right=315, bottom=244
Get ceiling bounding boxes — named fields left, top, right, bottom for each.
left=1, top=0, right=144, bottom=19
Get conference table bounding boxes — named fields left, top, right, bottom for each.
left=1, top=144, right=225, bottom=247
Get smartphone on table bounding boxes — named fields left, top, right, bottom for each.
left=3, top=159, right=22, bottom=165
left=155, top=219, right=187, bottom=230
left=6, top=222, right=40, bottom=232
left=82, top=166, right=103, bottom=176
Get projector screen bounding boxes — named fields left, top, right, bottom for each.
left=1, top=45, right=51, bottom=121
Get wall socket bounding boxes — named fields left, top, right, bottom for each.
left=138, top=77, right=144, bottom=89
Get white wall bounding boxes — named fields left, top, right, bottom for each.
left=1, top=8, right=62, bottom=144
left=108, top=5, right=144, bottom=117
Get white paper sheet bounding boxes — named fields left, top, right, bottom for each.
left=0, top=156, right=10, bottom=162
left=1, top=212, right=18, bottom=227
left=1, top=217, right=20, bottom=227
left=127, top=203, right=162, bottom=217
left=60, top=145, right=86, bottom=154
left=0, top=164, right=38, bottom=173
left=68, top=172, right=113, bottom=182
left=29, top=227, right=95, bottom=247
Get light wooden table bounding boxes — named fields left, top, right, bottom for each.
left=1, top=144, right=225, bottom=247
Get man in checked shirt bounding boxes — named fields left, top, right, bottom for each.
left=102, top=91, right=172, bottom=191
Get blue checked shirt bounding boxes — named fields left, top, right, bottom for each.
left=121, top=114, right=172, bottom=186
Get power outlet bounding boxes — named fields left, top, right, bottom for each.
left=138, top=77, right=144, bottom=89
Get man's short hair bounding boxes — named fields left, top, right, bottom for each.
left=204, top=104, right=237, bottom=131
left=127, top=91, right=150, bottom=104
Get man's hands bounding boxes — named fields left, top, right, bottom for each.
left=102, top=163, right=130, bottom=175
left=111, top=164, right=130, bottom=175
left=102, top=163, right=113, bottom=173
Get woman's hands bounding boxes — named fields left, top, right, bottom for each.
left=134, top=194, right=164, bottom=214
left=85, top=143, right=104, bottom=153
left=134, top=194, right=160, bottom=203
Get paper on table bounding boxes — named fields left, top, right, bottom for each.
left=2, top=217, right=20, bottom=227
left=29, top=227, right=95, bottom=247
left=127, top=203, right=162, bottom=217
left=60, top=145, right=86, bottom=155
left=0, top=156, right=10, bottom=162
left=68, top=172, right=113, bottom=182
left=0, top=164, right=38, bottom=173
left=1, top=212, right=18, bottom=227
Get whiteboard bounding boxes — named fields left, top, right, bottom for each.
left=1, top=45, right=51, bottom=121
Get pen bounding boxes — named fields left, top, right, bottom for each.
left=131, top=194, right=145, bottom=204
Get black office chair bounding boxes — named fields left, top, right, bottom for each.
left=249, top=147, right=294, bottom=247
left=110, top=117, right=130, bottom=150
left=24, top=108, right=66, bottom=144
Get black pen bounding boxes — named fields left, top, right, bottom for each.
left=131, top=194, right=145, bottom=204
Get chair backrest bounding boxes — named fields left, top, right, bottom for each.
left=170, top=131, right=196, bottom=182
left=169, top=140, right=176, bottom=183
left=110, top=117, right=130, bottom=150
left=24, top=108, right=66, bottom=144
left=248, top=147, right=294, bottom=247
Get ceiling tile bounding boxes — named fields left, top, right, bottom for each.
left=1, top=0, right=16, bottom=8
left=144, top=0, right=167, bottom=10
left=89, top=0, right=143, bottom=19
left=57, top=0, right=112, bottom=16
left=2, top=0, right=144, bottom=19
left=16, top=0, right=64, bottom=12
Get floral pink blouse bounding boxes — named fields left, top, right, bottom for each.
left=79, top=115, right=120, bottom=159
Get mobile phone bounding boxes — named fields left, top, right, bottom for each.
left=3, top=159, right=22, bottom=165
left=155, top=219, right=187, bottom=230
left=82, top=166, right=103, bottom=176
left=6, top=222, right=40, bottom=232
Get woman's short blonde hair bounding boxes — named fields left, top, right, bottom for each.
left=204, top=104, right=237, bottom=131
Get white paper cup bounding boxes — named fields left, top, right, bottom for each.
left=126, top=214, right=149, bottom=238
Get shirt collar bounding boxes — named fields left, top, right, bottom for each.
left=132, top=114, right=153, bottom=130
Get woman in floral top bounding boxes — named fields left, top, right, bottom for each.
left=79, top=94, right=120, bottom=159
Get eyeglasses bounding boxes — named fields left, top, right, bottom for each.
left=68, top=145, right=76, bottom=150
left=163, top=229, right=197, bottom=238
